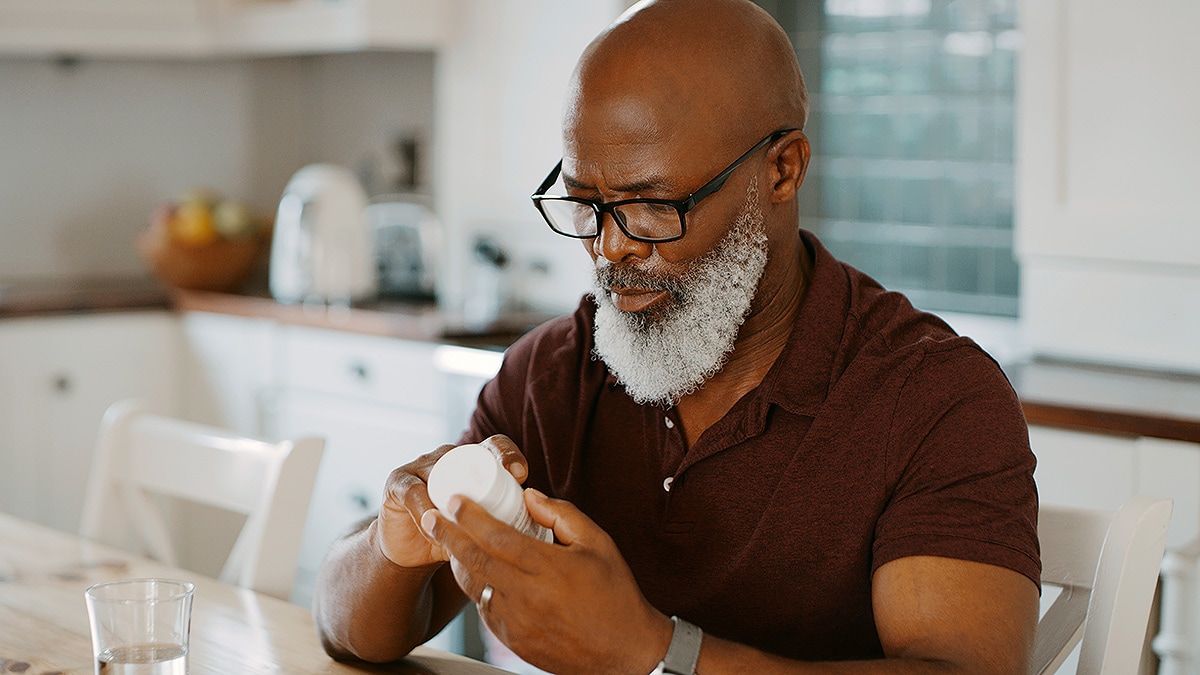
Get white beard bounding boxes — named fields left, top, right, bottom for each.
left=591, top=179, right=769, bottom=407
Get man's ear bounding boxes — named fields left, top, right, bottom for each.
left=767, top=131, right=810, bottom=204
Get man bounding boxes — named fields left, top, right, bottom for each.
left=313, top=0, right=1040, bottom=672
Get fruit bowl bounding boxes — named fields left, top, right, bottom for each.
left=137, top=191, right=273, bottom=294
left=137, top=218, right=269, bottom=293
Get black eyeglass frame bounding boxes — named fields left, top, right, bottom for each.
left=531, top=127, right=800, bottom=244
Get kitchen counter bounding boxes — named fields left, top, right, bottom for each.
left=170, top=288, right=555, bottom=351
left=1011, top=358, right=1200, bottom=445
left=5, top=279, right=1198, bottom=445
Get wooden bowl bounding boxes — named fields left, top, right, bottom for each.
left=137, top=220, right=269, bottom=293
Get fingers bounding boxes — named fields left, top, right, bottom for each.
left=478, top=434, right=529, bottom=484
left=385, top=444, right=454, bottom=519
left=423, top=506, right=527, bottom=602
left=442, top=495, right=549, bottom=572
left=375, top=444, right=457, bottom=567
left=525, top=488, right=604, bottom=548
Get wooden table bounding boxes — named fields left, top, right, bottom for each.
left=0, top=512, right=511, bottom=674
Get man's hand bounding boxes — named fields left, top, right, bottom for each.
left=421, top=488, right=673, bottom=675
left=376, top=435, right=531, bottom=568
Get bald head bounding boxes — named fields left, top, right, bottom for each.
left=565, top=0, right=808, bottom=158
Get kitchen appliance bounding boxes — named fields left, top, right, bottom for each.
left=269, top=164, right=377, bottom=305
left=367, top=195, right=440, bottom=300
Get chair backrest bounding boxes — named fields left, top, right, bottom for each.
left=80, top=399, right=325, bottom=600
left=1034, top=496, right=1172, bottom=675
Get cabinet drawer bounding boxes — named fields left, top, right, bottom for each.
left=279, top=326, right=442, bottom=412
left=279, top=390, right=444, bottom=604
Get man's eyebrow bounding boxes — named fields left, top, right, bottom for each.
left=561, top=170, right=677, bottom=195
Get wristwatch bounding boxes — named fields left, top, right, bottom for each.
left=648, top=615, right=703, bottom=675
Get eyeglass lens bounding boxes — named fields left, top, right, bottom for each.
left=541, top=199, right=683, bottom=241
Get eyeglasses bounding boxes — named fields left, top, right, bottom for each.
left=531, top=128, right=799, bottom=244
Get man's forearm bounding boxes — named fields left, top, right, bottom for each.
left=312, top=518, right=466, bottom=663
left=696, top=634, right=1016, bottom=675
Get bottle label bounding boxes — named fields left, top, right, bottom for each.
left=513, top=505, right=554, bottom=543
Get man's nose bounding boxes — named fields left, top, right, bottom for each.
left=592, top=211, right=652, bottom=263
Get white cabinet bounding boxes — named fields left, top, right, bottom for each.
left=1016, top=0, right=1200, bottom=372
left=278, top=391, right=443, bottom=606
left=0, top=0, right=212, bottom=57
left=268, top=325, right=446, bottom=606
left=180, top=311, right=277, bottom=436
left=217, top=0, right=458, bottom=56
left=0, top=0, right=459, bottom=58
left=0, top=312, right=180, bottom=533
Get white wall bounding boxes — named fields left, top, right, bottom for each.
left=0, top=51, right=434, bottom=281
left=433, top=0, right=627, bottom=317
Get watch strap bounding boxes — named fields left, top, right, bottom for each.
left=658, top=615, right=703, bottom=675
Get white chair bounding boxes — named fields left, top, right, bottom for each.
left=1035, top=496, right=1173, bottom=675
left=80, top=399, right=325, bottom=600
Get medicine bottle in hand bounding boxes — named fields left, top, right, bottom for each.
left=426, top=443, right=553, bottom=543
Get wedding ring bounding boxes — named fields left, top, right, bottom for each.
left=479, top=584, right=494, bottom=613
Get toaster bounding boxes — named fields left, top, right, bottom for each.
left=368, top=195, right=440, bottom=301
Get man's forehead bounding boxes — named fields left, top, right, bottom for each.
left=561, top=130, right=708, bottom=194
left=561, top=99, right=715, bottom=192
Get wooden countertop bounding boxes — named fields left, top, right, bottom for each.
left=170, top=288, right=554, bottom=349
left=0, top=278, right=549, bottom=349
left=1011, top=358, right=1200, bottom=445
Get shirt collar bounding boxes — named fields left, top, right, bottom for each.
left=751, top=230, right=849, bottom=420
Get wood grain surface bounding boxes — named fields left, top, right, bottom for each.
left=0, top=512, right=510, bottom=674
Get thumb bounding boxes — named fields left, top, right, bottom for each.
left=524, top=488, right=597, bottom=547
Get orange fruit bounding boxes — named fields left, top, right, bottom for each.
left=172, top=200, right=219, bottom=246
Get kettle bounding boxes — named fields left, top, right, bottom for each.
left=269, top=164, right=378, bottom=305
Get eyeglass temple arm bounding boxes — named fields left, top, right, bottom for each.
left=533, top=159, right=564, bottom=197
left=681, top=128, right=798, bottom=210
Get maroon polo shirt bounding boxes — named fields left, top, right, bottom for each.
left=462, top=231, right=1039, bottom=661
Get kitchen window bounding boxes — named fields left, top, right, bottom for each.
left=759, top=0, right=1019, bottom=316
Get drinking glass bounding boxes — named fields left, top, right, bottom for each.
left=85, top=578, right=194, bottom=675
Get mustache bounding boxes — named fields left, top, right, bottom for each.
left=594, top=260, right=687, bottom=295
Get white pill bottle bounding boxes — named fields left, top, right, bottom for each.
left=426, top=443, right=554, bottom=543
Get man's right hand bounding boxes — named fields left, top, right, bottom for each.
left=375, top=435, right=531, bottom=569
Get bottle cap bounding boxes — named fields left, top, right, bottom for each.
left=427, top=443, right=513, bottom=521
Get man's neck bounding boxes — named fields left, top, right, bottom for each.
left=674, top=241, right=812, bottom=446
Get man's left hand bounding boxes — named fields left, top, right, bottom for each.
left=421, top=488, right=671, bottom=675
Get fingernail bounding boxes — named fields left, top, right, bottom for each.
left=421, top=509, right=437, bottom=534
left=526, top=487, right=545, bottom=500
left=509, top=463, right=528, bottom=481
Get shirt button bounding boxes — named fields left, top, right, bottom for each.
left=663, top=476, right=674, bottom=492
left=664, top=417, right=675, bottom=429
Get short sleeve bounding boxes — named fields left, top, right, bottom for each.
left=459, top=329, right=538, bottom=447
left=872, top=344, right=1041, bottom=589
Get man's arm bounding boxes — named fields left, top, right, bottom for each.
left=312, top=436, right=532, bottom=662
left=311, top=516, right=466, bottom=662
left=695, top=556, right=1039, bottom=673
left=425, top=490, right=1040, bottom=674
